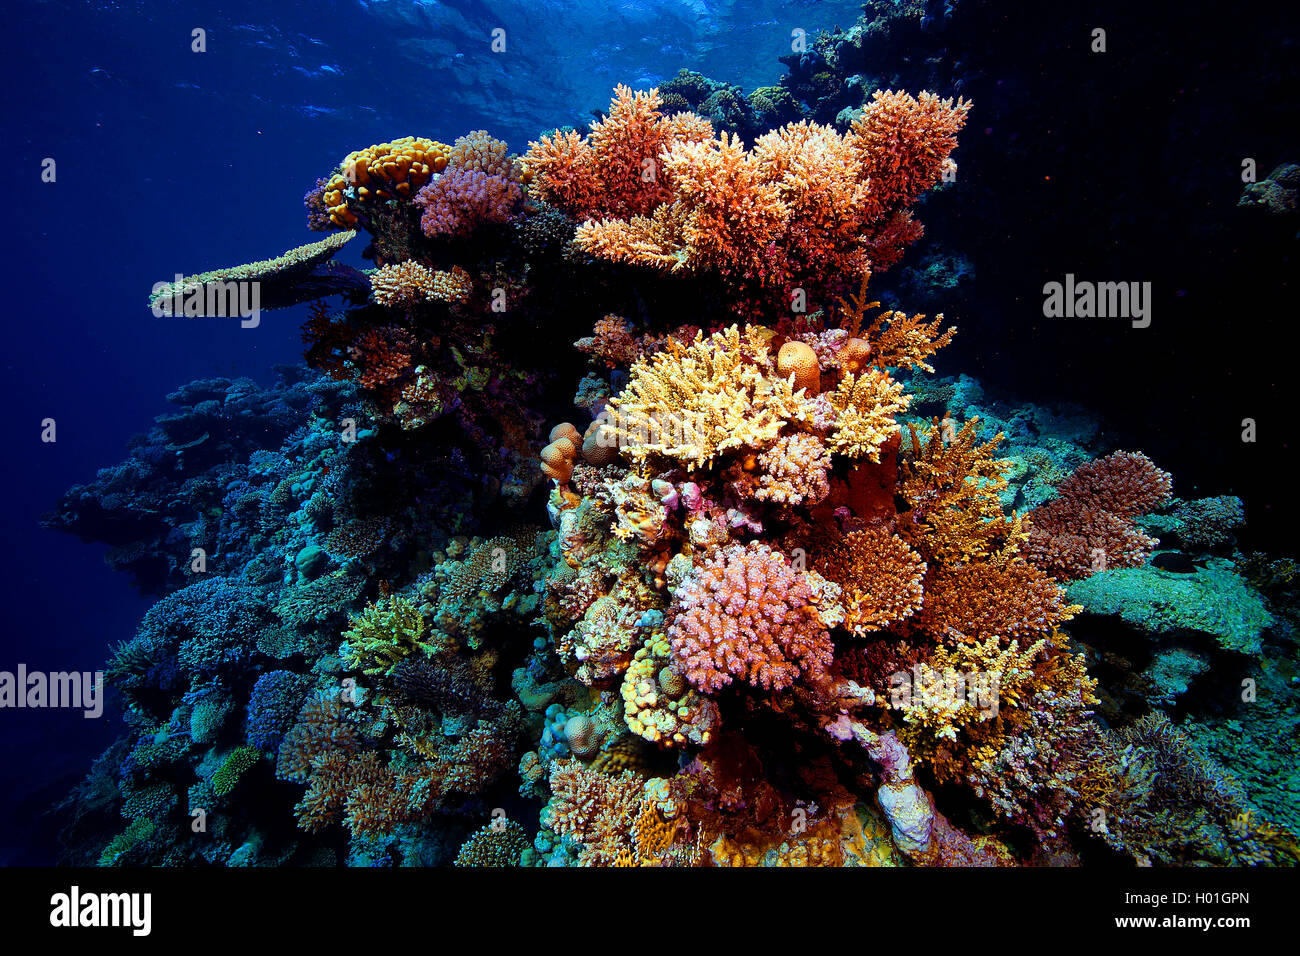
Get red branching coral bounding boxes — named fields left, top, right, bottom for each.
left=349, top=325, right=416, bottom=391
left=668, top=542, right=833, bottom=692
left=534, top=86, right=969, bottom=297
left=913, top=561, right=1080, bottom=643
left=815, top=526, right=927, bottom=635
left=1026, top=451, right=1172, bottom=580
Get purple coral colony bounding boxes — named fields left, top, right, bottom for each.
left=33, top=4, right=1299, bottom=876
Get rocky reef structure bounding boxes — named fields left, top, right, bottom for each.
left=50, top=31, right=1298, bottom=867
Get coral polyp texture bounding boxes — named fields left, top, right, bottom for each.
left=51, top=36, right=1296, bottom=872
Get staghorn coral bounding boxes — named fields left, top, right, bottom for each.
left=275, top=691, right=359, bottom=785
left=814, top=527, right=926, bottom=635
left=454, top=820, right=529, bottom=867
left=914, top=561, right=1081, bottom=645
left=525, top=85, right=714, bottom=219
left=541, top=85, right=969, bottom=298
left=341, top=594, right=429, bottom=676
left=545, top=759, right=645, bottom=866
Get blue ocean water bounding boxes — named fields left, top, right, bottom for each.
left=2, top=0, right=1295, bottom=869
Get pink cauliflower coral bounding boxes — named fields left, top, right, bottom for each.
left=415, top=167, right=522, bottom=237
left=668, top=542, right=832, bottom=692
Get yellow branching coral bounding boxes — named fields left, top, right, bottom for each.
left=865, top=308, right=956, bottom=373
left=609, top=325, right=808, bottom=470
left=620, top=632, right=717, bottom=746
left=896, top=419, right=1024, bottom=566
left=370, top=262, right=472, bottom=308
left=834, top=272, right=955, bottom=372
left=323, top=137, right=450, bottom=227
left=341, top=594, right=428, bottom=675
left=826, top=370, right=909, bottom=461
left=893, top=630, right=1098, bottom=793
left=814, top=527, right=926, bottom=635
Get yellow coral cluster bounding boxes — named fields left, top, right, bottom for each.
left=826, top=370, right=909, bottom=461
left=323, top=137, right=450, bottom=227
left=620, top=632, right=716, bottom=746
left=341, top=594, right=429, bottom=676
left=609, top=325, right=808, bottom=471
left=370, top=261, right=472, bottom=308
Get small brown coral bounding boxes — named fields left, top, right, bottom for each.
left=776, top=340, right=821, bottom=395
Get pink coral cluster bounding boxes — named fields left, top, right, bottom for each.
left=416, top=167, right=522, bottom=237
left=415, top=130, right=522, bottom=238
left=1026, top=451, right=1173, bottom=580
left=668, top=542, right=832, bottom=692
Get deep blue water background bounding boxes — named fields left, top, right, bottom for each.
left=0, top=0, right=865, bottom=864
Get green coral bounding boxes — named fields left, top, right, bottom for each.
left=211, top=746, right=261, bottom=797
left=342, top=593, right=429, bottom=675
left=98, top=818, right=155, bottom=867
left=1067, top=559, right=1272, bottom=655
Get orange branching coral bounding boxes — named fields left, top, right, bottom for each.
left=323, top=137, right=451, bottom=227
left=525, top=85, right=713, bottom=219
left=349, top=326, right=417, bottom=391
left=275, top=692, right=359, bottom=785
left=752, top=121, right=875, bottom=281
left=850, top=90, right=971, bottom=215
left=914, top=561, right=1081, bottom=644
left=538, top=86, right=969, bottom=294
left=656, top=133, right=791, bottom=281
left=574, top=315, right=643, bottom=368
left=546, top=759, right=645, bottom=865
left=1025, top=451, right=1173, bottom=580
left=815, top=527, right=927, bottom=635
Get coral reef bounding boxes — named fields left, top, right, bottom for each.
left=50, top=49, right=1294, bottom=873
